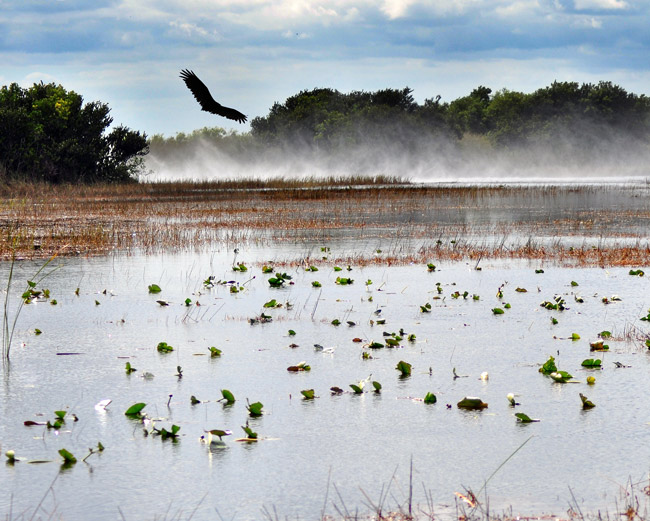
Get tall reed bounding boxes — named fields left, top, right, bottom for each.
left=2, top=248, right=62, bottom=362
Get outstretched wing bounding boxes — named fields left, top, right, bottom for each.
left=180, top=69, right=247, bottom=124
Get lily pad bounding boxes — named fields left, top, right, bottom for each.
left=457, top=396, right=488, bottom=410
left=515, top=412, right=540, bottom=423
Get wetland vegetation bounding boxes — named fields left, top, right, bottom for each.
left=1, top=180, right=650, bottom=520
left=2, top=77, right=650, bottom=521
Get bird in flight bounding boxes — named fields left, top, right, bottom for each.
left=180, top=69, right=247, bottom=124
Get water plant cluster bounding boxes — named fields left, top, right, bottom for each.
left=1, top=248, right=650, bottom=519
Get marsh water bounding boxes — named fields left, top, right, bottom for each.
left=1, top=185, right=650, bottom=520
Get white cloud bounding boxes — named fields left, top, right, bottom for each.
left=574, top=15, right=603, bottom=27
left=573, top=0, right=627, bottom=9
left=23, top=71, right=58, bottom=85
left=282, top=30, right=309, bottom=39
left=168, top=20, right=222, bottom=42
left=494, top=0, right=542, bottom=18
left=381, top=0, right=418, bottom=18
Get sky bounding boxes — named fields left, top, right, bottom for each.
left=1, top=0, right=648, bottom=138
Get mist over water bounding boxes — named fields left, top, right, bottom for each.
left=144, top=131, right=650, bottom=184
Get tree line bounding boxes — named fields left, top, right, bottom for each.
left=2, top=79, right=649, bottom=183
left=0, top=81, right=148, bottom=183
left=248, top=81, right=650, bottom=149
left=152, top=80, right=650, bottom=167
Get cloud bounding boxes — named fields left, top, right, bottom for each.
left=168, top=20, right=223, bottom=43
left=573, top=0, right=627, bottom=9
left=0, top=0, right=648, bottom=137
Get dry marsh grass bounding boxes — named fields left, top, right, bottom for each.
left=0, top=180, right=649, bottom=266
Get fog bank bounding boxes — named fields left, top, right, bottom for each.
left=144, top=131, right=650, bottom=185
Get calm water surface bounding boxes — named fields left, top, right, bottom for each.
left=1, top=245, right=649, bottom=520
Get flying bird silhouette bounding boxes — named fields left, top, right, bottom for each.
left=180, top=69, right=247, bottom=124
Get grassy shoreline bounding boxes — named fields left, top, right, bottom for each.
left=0, top=179, right=649, bottom=265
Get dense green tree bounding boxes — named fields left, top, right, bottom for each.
left=0, top=81, right=148, bottom=183
left=251, top=86, right=457, bottom=149
left=150, top=80, right=650, bottom=174
left=447, top=86, right=492, bottom=136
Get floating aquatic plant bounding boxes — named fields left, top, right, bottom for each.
left=249, top=313, right=272, bottom=324
left=515, top=413, right=539, bottom=423
left=205, top=429, right=232, bottom=442
left=395, top=360, right=412, bottom=377
left=581, top=358, right=602, bottom=368
left=420, top=302, right=431, bottom=313
left=154, top=424, right=181, bottom=441
left=157, top=341, right=173, bottom=353
left=208, top=346, right=222, bottom=357
left=589, top=341, right=609, bottom=351
left=125, top=361, right=136, bottom=374
left=492, top=307, right=504, bottom=315
left=47, top=410, right=68, bottom=430
left=580, top=393, right=595, bottom=409
left=220, top=389, right=235, bottom=404
left=335, top=276, right=353, bottom=285
left=301, top=389, right=315, bottom=399
left=246, top=400, right=264, bottom=417
left=549, top=371, right=573, bottom=383
left=241, top=422, right=258, bottom=440
left=81, top=442, right=105, bottom=463
left=268, top=273, right=291, bottom=287
left=148, top=284, right=161, bottom=294
left=541, top=295, right=566, bottom=311
left=457, top=397, right=488, bottom=409
left=372, top=381, right=382, bottom=393
left=424, top=392, right=437, bottom=404
left=5, top=450, right=15, bottom=463
left=58, top=448, right=77, bottom=465
left=287, top=361, right=311, bottom=372
left=539, top=355, right=557, bottom=374
left=124, top=403, right=146, bottom=417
